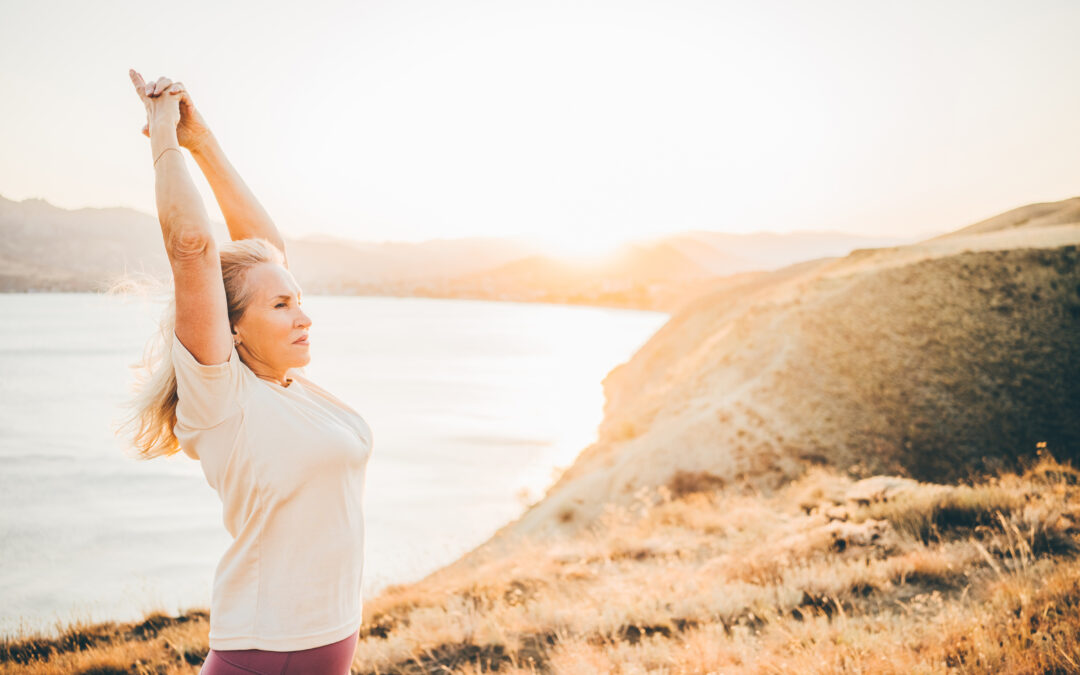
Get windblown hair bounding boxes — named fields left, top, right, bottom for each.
left=113, top=238, right=286, bottom=460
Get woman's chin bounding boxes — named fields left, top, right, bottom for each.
left=283, top=346, right=311, bottom=366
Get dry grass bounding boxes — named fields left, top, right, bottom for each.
left=0, top=609, right=211, bottom=674
left=8, top=454, right=1080, bottom=674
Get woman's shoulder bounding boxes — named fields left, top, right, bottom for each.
left=172, top=332, right=252, bottom=431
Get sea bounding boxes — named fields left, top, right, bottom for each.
left=0, top=292, right=667, bottom=640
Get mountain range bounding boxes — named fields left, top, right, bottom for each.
left=0, top=194, right=924, bottom=310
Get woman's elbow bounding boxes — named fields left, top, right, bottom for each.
left=166, top=226, right=214, bottom=261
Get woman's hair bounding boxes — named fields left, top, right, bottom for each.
left=113, top=237, right=286, bottom=460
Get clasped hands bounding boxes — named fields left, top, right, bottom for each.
left=128, top=69, right=212, bottom=152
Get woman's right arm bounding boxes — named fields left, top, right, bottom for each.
left=137, top=77, right=289, bottom=266
left=133, top=70, right=232, bottom=367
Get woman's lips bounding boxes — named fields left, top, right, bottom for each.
left=293, top=336, right=309, bottom=345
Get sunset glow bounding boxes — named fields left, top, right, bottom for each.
left=2, top=1, right=1079, bottom=246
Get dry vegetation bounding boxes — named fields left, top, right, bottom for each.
left=5, top=453, right=1079, bottom=674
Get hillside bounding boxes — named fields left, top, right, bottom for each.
left=8, top=455, right=1079, bottom=673
left=664, top=229, right=920, bottom=271
left=487, top=213, right=1080, bottom=542
left=0, top=197, right=171, bottom=290
left=931, top=196, right=1080, bottom=239
left=0, top=195, right=535, bottom=292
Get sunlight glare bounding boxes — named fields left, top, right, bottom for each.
left=534, top=232, right=631, bottom=264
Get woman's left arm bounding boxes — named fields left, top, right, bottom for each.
left=189, top=134, right=289, bottom=266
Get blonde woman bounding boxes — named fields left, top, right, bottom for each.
left=123, top=70, right=372, bottom=675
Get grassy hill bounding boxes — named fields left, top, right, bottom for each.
left=4, top=455, right=1078, bottom=673
left=495, top=220, right=1080, bottom=542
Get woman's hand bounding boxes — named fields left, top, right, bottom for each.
left=129, top=70, right=211, bottom=151
left=129, top=70, right=182, bottom=138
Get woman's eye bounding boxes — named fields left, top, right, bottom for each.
left=276, top=302, right=287, bottom=308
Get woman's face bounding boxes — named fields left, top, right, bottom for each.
left=232, top=262, right=312, bottom=375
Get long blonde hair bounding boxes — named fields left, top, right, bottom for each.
left=113, top=238, right=286, bottom=460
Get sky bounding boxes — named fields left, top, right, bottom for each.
left=2, top=0, right=1080, bottom=256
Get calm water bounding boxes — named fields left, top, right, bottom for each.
left=0, top=293, right=668, bottom=640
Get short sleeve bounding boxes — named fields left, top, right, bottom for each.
left=171, top=331, right=249, bottom=429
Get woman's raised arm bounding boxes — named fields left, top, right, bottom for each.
left=131, top=70, right=232, bottom=367
left=138, top=78, right=289, bottom=267
left=190, top=133, right=289, bottom=266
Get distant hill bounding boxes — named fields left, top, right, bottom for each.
left=285, top=235, right=539, bottom=291
left=492, top=203, right=1080, bottom=540
left=931, top=196, right=1080, bottom=238
left=0, top=196, right=172, bottom=291
left=441, top=242, right=716, bottom=307
left=0, top=195, right=535, bottom=292
left=0, top=193, right=932, bottom=309
left=429, top=231, right=921, bottom=309
left=662, top=229, right=921, bottom=272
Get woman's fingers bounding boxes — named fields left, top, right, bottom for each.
left=177, top=87, right=196, bottom=111
left=128, top=69, right=150, bottom=102
left=129, top=71, right=190, bottom=128
left=165, top=82, right=197, bottom=113
left=151, top=76, right=172, bottom=97
left=129, top=71, right=188, bottom=101
left=129, top=69, right=160, bottom=100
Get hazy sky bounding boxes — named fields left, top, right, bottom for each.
left=3, top=0, right=1079, bottom=255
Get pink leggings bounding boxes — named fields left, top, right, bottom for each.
left=199, top=629, right=358, bottom=675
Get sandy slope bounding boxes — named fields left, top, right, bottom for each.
left=487, top=208, right=1080, bottom=543
left=931, top=196, right=1080, bottom=238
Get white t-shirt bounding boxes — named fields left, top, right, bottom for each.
left=171, top=331, right=373, bottom=651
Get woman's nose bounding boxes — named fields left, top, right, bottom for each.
left=297, top=309, right=312, bottom=327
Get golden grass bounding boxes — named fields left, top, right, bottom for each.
left=0, top=609, right=211, bottom=674
left=6, top=454, right=1079, bottom=674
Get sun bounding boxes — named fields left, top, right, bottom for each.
left=535, top=233, right=628, bottom=264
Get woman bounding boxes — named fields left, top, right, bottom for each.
left=122, top=70, right=373, bottom=675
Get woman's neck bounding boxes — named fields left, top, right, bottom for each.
left=237, top=346, right=292, bottom=387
